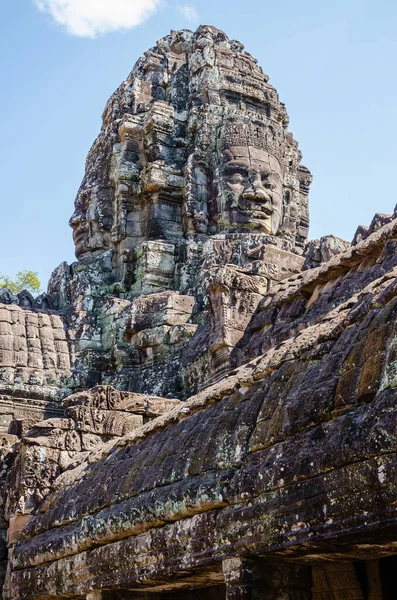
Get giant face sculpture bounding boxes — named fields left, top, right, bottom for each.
left=69, top=189, right=113, bottom=260
left=220, top=145, right=282, bottom=235
left=69, top=26, right=311, bottom=279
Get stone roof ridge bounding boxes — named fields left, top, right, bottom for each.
left=0, top=288, right=54, bottom=312
left=270, top=212, right=397, bottom=302
left=352, top=211, right=394, bottom=246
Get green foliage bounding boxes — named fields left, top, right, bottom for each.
left=0, top=270, right=41, bottom=296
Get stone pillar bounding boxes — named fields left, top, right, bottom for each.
left=222, top=557, right=259, bottom=599
left=366, top=560, right=383, bottom=600
left=208, top=267, right=268, bottom=382
left=87, top=593, right=102, bottom=600
left=222, top=557, right=312, bottom=599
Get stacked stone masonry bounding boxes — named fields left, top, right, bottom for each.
left=1, top=24, right=397, bottom=600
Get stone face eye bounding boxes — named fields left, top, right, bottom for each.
left=229, top=173, right=244, bottom=184
left=265, top=181, right=276, bottom=190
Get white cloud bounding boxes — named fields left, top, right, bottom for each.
left=33, top=0, right=162, bottom=38
left=178, top=5, right=199, bottom=23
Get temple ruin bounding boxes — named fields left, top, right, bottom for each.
left=1, top=24, right=397, bottom=599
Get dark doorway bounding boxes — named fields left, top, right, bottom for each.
left=380, top=555, right=397, bottom=600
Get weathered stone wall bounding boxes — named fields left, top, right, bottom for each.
left=0, top=303, right=72, bottom=435
left=6, top=217, right=397, bottom=598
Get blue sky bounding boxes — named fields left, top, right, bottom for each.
left=1, top=0, right=397, bottom=289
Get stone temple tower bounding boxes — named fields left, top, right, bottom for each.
left=46, top=25, right=313, bottom=399
left=8, top=26, right=397, bottom=600
left=69, top=26, right=311, bottom=274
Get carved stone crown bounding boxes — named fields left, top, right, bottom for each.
left=224, top=122, right=285, bottom=160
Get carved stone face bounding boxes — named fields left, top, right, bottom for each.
left=220, top=146, right=283, bottom=235
left=69, top=191, right=113, bottom=259
left=69, top=26, right=311, bottom=267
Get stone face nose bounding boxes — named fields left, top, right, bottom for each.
left=242, top=185, right=271, bottom=202
left=242, top=172, right=272, bottom=201
left=69, top=210, right=84, bottom=230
